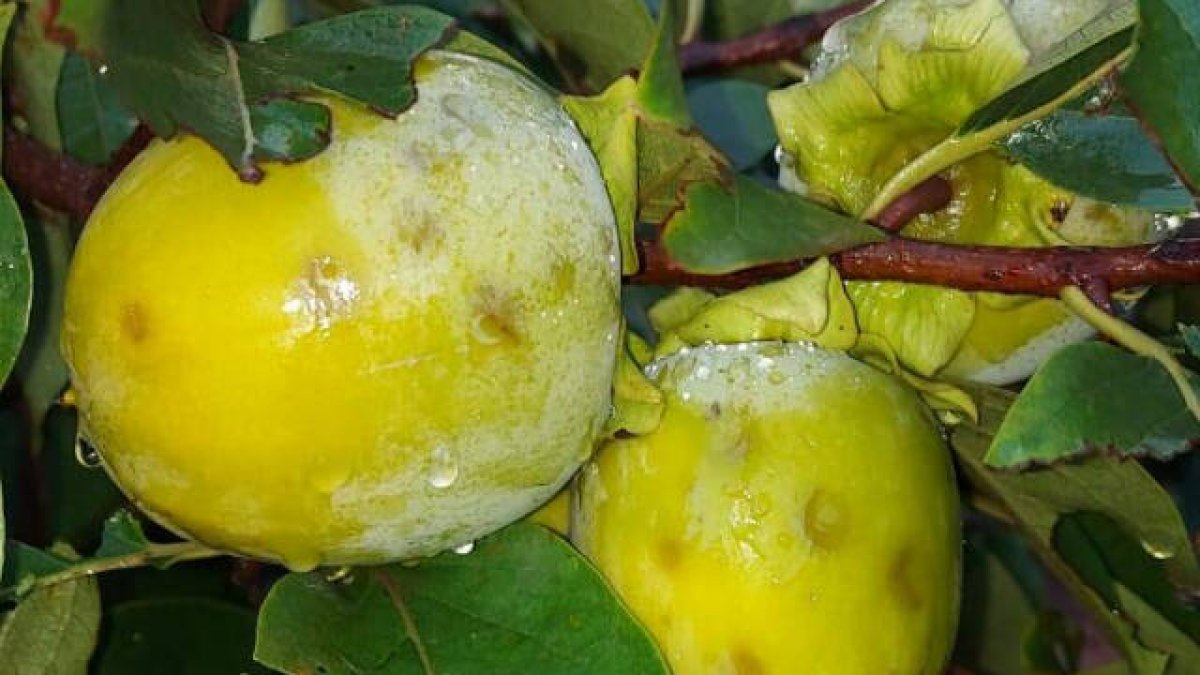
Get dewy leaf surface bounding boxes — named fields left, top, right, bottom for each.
left=1122, top=0, right=1200, bottom=193
left=985, top=342, right=1200, bottom=467
left=89, top=1, right=455, bottom=179
left=954, top=386, right=1200, bottom=670
left=255, top=523, right=668, bottom=675
left=1004, top=110, right=1192, bottom=211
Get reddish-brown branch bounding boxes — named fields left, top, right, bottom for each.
left=634, top=236, right=1200, bottom=297
left=3, top=125, right=152, bottom=220
left=874, top=176, right=953, bottom=232
left=3, top=130, right=107, bottom=220
left=678, top=1, right=869, bottom=75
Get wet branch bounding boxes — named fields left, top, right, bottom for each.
left=635, top=235, right=1200, bottom=297
left=678, top=1, right=869, bottom=75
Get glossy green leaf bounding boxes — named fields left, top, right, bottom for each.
left=1055, top=513, right=1200, bottom=670
left=255, top=523, right=668, bottom=675
left=985, top=342, right=1200, bottom=467
left=0, top=5, right=31, bottom=390
left=0, top=192, right=30, bottom=395
left=661, top=175, right=884, bottom=274
left=499, top=0, right=653, bottom=92
left=96, top=2, right=454, bottom=179
left=1004, top=110, right=1192, bottom=211
left=56, top=51, right=139, bottom=165
left=1122, top=0, right=1200, bottom=193
left=959, top=3, right=1135, bottom=135
left=687, top=79, right=776, bottom=170
left=94, top=597, right=271, bottom=675
left=954, top=386, right=1199, bottom=670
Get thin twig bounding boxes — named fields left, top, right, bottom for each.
left=678, top=1, right=868, bottom=75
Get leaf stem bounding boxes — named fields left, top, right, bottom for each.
left=15, top=541, right=224, bottom=599
left=373, top=569, right=435, bottom=675
left=862, top=48, right=1133, bottom=220
left=680, top=0, right=705, bottom=44
left=1060, top=285, right=1200, bottom=420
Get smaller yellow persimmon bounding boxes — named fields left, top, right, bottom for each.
left=574, top=342, right=960, bottom=674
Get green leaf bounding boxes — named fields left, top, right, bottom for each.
left=55, top=51, right=139, bottom=165
left=93, top=597, right=271, bottom=674
left=0, top=5, right=31, bottom=390
left=660, top=175, right=884, bottom=274
left=255, top=522, right=668, bottom=675
left=498, top=0, right=654, bottom=92
left=687, top=79, right=777, bottom=170
left=10, top=0, right=68, bottom=146
left=1122, top=0, right=1200, bottom=194
left=985, top=342, right=1200, bottom=467
left=93, top=510, right=152, bottom=560
left=1004, top=110, right=1193, bottom=211
left=953, top=386, right=1200, bottom=669
left=96, top=2, right=455, bottom=180
left=1055, top=513, right=1200, bottom=670
left=636, top=0, right=689, bottom=126
left=960, top=3, right=1136, bottom=134
left=0, top=561, right=100, bottom=675
left=0, top=172, right=31, bottom=391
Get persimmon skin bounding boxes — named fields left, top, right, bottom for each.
left=62, top=52, right=621, bottom=571
left=574, top=342, right=961, bottom=674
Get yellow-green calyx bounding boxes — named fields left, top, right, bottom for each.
left=769, top=0, right=1152, bottom=385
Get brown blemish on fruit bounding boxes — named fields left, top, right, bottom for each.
left=471, top=286, right=521, bottom=346
left=121, top=302, right=149, bottom=343
left=731, top=647, right=765, bottom=675
left=657, top=539, right=683, bottom=571
left=804, top=489, right=847, bottom=550
left=888, top=546, right=923, bottom=611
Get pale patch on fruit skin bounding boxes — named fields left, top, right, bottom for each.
left=62, top=51, right=620, bottom=570
left=574, top=343, right=960, bottom=674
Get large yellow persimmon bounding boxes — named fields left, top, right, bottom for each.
left=573, top=342, right=960, bottom=674
left=61, top=51, right=621, bottom=571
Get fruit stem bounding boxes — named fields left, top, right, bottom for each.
left=862, top=48, right=1134, bottom=221
left=1060, top=285, right=1200, bottom=421
left=9, top=541, right=224, bottom=600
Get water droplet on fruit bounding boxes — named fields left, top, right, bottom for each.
left=427, top=446, right=459, bottom=489
left=1141, top=540, right=1175, bottom=560
left=324, top=566, right=354, bottom=584
left=453, top=541, right=475, bottom=555
left=282, top=256, right=359, bottom=335
left=75, top=437, right=102, bottom=468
